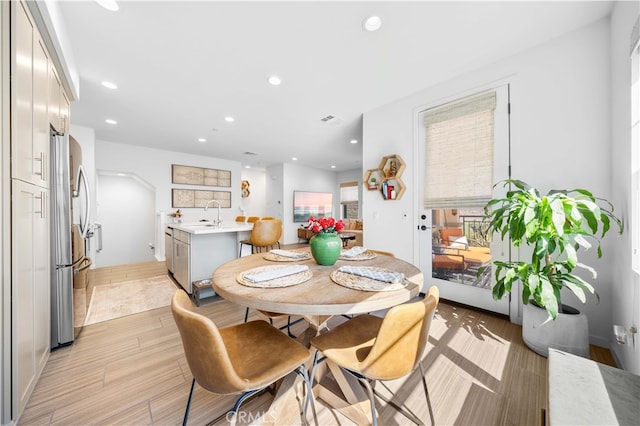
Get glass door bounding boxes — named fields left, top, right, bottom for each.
left=418, top=84, right=510, bottom=315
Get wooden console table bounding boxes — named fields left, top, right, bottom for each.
left=297, top=228, right=314, bottom=242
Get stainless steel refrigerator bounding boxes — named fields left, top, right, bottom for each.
left=50, top=129, right=90, bottom=348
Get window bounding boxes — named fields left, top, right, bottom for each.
left=340, top=181, right=359, bottom=220
left=423, top=90, right=496, bottom=209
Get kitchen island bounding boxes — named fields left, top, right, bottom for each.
left=165, top=222, right=252, bottom=301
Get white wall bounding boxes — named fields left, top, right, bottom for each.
left=94, top=140, right=244, bottom=267
left=239, top=167, right=267, bottom=219
left=610, top=1, right=639, bottom=373
left=96, top=174, right=156, bottom=267
left=363, top=18, right=617, bottom=347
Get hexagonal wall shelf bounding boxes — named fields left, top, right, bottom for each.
left=364, top=154, right=406, bottom=200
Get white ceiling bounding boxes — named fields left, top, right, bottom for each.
left=58, top=1, right=613, bottom=171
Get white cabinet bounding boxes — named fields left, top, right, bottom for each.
left=11, top=0, right=49, bottom=188
left=11, top=180, right=50, bottom=416
left=8, top=0, right=63, bottom=421
left=48, top=64, right=69, bottom=134
left=168, top=227, right=239, bottom=294
left=172, top=230, right=190, bottom=291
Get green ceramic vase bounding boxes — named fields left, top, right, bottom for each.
left=309, top=232, right=342, bottom=266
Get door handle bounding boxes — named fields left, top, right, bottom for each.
left=35, top=192, right=46, bottom=219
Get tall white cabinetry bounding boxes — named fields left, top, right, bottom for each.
left=8, top=0, right=69, bottom=419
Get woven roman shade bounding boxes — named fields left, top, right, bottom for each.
left=340, top=181, right=358, bottom=204
left=423, top=90, right=496, bottom=209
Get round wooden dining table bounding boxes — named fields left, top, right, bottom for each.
left=211, top=247, right=424, bottom=425
left=211, top=247, right=423, bottom=330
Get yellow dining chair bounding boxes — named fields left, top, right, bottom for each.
left=246, top=216, right=260, bottom=223
left=239, top=219, right=282, bottom=256
left=234, top=215, right=246, bottom=223
left=369, top=249, right=395, bottom=257
left=261, top=216, right=276, bottom=220
left=171, top=290, right=315, bottom=426
left=310, top=286, right=440, bottom=426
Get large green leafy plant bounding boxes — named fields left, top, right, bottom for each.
left=483, top=179, right=623, bottom=319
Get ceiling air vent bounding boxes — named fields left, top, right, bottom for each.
left=320, top=114, right=343, bottom=125
left=243, top=151, right=257, bottom=156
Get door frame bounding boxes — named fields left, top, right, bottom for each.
left=412, top=79, right=516, bottom=319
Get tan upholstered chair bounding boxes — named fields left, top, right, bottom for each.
left=246, top=216, right=260, bottom=223
left=311, top=286, right=440, bottom=426
left=171, top=291, right=315, bottom=425
left=234, top=215, right=246, bottom=223
left=239, top=219, right=282, bottom=256
left=261, top=216, right=275, bottom=220
left=369, top=249, right=395, bottom=257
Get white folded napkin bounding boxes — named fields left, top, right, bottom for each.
left=244, top=265, right=309, bottom=283
left=338, top=266, right=405, bottom=283
left=341, top=246, right=367, bottom=258
left=270, top=249, right=307, bottom=259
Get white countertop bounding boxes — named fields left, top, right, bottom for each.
left=168, top=222, right=253, bottom=235
left=548, top=348, right=640, bottom=425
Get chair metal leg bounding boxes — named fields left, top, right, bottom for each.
left=295, top=363, right=317, bottom=426
left=419, top=362, right=435, bottom=426
left=355, top=375, right=378, bottom=426
left=182, top=378, right=196, bottom=426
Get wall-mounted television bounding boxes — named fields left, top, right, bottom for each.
left=293, top=191, right=333, bottom=223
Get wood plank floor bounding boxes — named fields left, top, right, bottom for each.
left=19, top=264, right=616, bottom=425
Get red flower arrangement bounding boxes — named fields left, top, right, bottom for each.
left=307, top=216, right=345, bottom=234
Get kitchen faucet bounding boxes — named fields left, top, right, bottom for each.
left=204, top=199, right=222, bottom=226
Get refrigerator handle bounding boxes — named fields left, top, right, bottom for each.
left=73, top=165, right=91, bottom=239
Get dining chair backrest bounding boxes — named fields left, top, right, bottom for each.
left=171, top=291, right=247, bottom=394
left=249, top=219, right=282, bottom=246
left=235, top=215, right=246, bottom=222
left=360, top=286, right=439, bottom=381
left=369, top=249, right=395, bottom=257
left=261, top=216, right=275, bottom=220
left=247, top=216, right=260, bottom=223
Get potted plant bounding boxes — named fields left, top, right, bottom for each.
left=482, top=179, right=623, bottom=356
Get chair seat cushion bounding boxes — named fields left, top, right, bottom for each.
left=220, top=320, right=310, bottom=390
left=311, top=314, right=382, bottom=370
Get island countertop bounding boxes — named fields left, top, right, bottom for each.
left=167, top=222, right=253, bottom=235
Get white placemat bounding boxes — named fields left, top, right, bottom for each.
left=237, top=265, right=312, bottom=288
left=330, top=266, right=408, bottom=292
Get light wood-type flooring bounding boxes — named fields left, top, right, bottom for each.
left=19, top=262, right=616, bottom=426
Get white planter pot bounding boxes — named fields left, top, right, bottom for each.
left=521, top=302, right=589, bottom=358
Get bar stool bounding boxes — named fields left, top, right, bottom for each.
left=239, top=219, right=282, bottom=257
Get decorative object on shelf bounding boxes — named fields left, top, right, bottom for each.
left=241, top=180, right=250, bottom=198
left=172, top=164, right=231, bottom=187
left=307, top=216, right=345, bottom=265
left=482, top=179, right=623, bottom=356
left=363, top=169, right=381, bottom=190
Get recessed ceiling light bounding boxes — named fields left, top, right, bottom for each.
left=101, top=81, right=117, bottom=89
left=245, top=165, right=251, bottom=169
left=350, top=139, right=358, bottom=144
left=197, top=138, right=206, bottom=143
left=225, top=116, right=235, bottom=123
left=268, top=75, right=282, bottom=86
left=95, top=0, right=119, bottom=12
left=105, top=119, right=117, bottom=125
left=330, top=165, right=336, bottom=169
left=292, top=157, right=298, bottom=161
left=363, top=15, right=382, bottom=32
